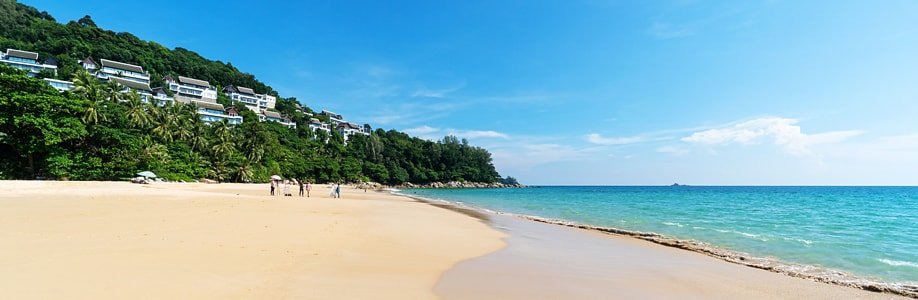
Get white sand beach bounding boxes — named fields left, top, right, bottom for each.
left=0, top=181, right=503, bottom=299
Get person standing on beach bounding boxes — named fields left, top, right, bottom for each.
left=298, top=180, right=304, bottom=197
left=329, top=183, right=337, bottom=198
left=270, top=180, right=276, bottom=196
left=305, top=181, right=311, bottom=197
left=335, top=183, right=342, bottom=199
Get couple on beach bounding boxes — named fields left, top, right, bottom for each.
left=329, top=183, right=342, bottom=198
left=270, top=179, right=311, bottom=197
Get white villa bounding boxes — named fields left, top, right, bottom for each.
left=338, top=122, right=369, bottom=137
left=312, top=110, right=370, bottom=141
left=1, top=49, right=57, bottom=77
left=259, top=110, right=296, bottom=128
left=308, top=118, right=331, bottom=134
left=43, top=78, right=74, bottom=91
left=87, top=58, right=150, bottom=84
left=164, top=75, right=217, bottom=103
left=150, top=87, right=175, bottom=106
left=108, top=76, right=159, bottom=103
left=320, top=110, right=344, bottom=125
left=224, top=85, right=276, bottom=111
left=193, top=101, right=243, bottom=125
left=3, top=48, right=396, bottom=134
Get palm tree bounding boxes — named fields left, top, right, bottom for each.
left=151, top=102, right=177, bottom=143
left=173, top=103, right=197, bottom=142
left=103, top=79, right=123, bottom=103
left=123, top=91, right=151, bottom=128
left=235, top=163, right=254, bottom=183
left=72, top=70, right=101, bottom=100
left=240, top=122, right=267, bottom=164
left=81, top=100, right=101, bottom=125
left=139, top=136, right=169, bottom=171
left=72, top=70, right=107, bottom=125
left=211, top=120, right=235, bottom=158
left=189, top=117, right=209, bottom=153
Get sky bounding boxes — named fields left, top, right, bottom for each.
left=23, top=0, right=918, bottom=185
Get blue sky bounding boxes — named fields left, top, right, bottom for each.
left=25, top=0, right=918, bottom=185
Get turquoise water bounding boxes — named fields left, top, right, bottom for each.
left=406, top=186, right=918, bottom=284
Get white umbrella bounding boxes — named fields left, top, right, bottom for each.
left=137, top=171, right=157, bottom=178
left=271, top=175, right=282, bottom=180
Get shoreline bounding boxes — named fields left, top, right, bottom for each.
left=399, top=192, right=918, bottom=298
left=1, top=180, right=912, bottom=298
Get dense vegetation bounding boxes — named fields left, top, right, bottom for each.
left=0, top=1, right=508, bottom=184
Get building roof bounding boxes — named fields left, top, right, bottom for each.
left=237, top=86, right=256, bottom=95
left=178, top=76, right=210, bottom=87
left=151, top=87, right=166, bottom=95
left=162, top=75, right=175, bottom=82
left=43, top=57, right=58, bottom=66
left=6, top=49, right=38, bottom=60
left=79, top=56, right=98, bottom=66
left=338, top=122, right=361, bottom=129
left=100, top=59, right=145, bottom=73
left=321, top=110, right=343, bottom=119
left=263, top=110, right=282, bottom=119
left=192, top=101, right=224, bottom=111
left=110, top=77, right=152, bottom=92
left=226, top=107, right=240, bottom=115
left=222, top=85, right=238, bottom=93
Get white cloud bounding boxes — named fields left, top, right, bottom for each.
left=403, top=125, right=439, bottom=136
left=449, top=130, right=509, bottom=139
left=647, top=21, right=695, bottom=39
left=681, top=117, right=863, bottom=155
left=410, top=84, right=464, bottom=98
left=401, top=125, right=509, bottom=140
left=656, top=145, right=689, bottom=156
left=586, top=133, right=646, bottom=145
left=364, top=101, right=461, bottom=125
left=491, top=143, right=594, bottom=171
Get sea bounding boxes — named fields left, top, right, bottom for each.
left=405, top=186, right=918, bottom=285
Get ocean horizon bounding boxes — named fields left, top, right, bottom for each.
left=405, top=186, right=918, bottom=286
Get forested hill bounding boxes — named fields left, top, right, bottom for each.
left=0, top=0, right=513, bottom=185
left=0, top=0, right=274, bottom=94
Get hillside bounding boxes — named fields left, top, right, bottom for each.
left=0, top=0, right=508, bottom=185
left=0, top=0, right=274, bottom=94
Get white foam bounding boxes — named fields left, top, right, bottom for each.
left=733, top=231, right=768, bottom=242
left=662, top=222, right=684, bottom=228
left=878, top=258, right=918, bottom=268
left=781, top=236, right=814, bottom=245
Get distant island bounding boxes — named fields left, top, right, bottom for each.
left=0, top=1, right=516, bottom=186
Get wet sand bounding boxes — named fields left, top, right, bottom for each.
left=434, top=214, right=906, bottom=299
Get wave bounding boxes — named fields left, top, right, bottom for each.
left=781, top=236, right=814, bottom=246
left=878, top=259, right=918, bottom=268
left=662, top=221, right=684, bottom=228
left=732, top=231, right=769, bottom=242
